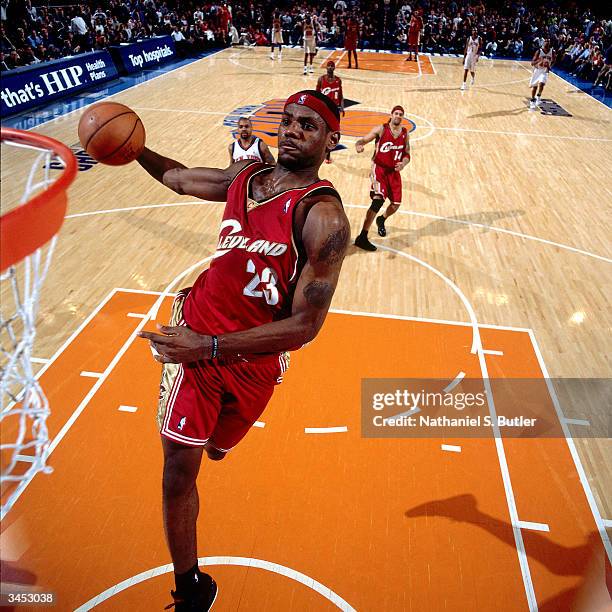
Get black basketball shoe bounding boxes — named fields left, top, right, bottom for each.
left=354, top=233, right=377, bottom=251
left=375, top=215, right=387, bottom=237
left=165, top=573, right=218, bottom=611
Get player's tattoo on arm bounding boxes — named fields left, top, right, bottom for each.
left=303, top=280, right=334, bottom=309
left=317, top=225, right=349, bottom=265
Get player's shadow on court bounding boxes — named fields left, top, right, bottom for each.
left=467, top=107, right=530, bottom=119
left=124, top=214, right=218, bottom=256
left=405, top=495, right=607, bottom=611
left=384, top=209, right=524, bottom=249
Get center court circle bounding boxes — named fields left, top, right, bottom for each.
left=75, top=555, right=356, bottom=611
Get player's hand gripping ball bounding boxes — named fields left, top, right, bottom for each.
left=78, top=102, right=146, bottom=165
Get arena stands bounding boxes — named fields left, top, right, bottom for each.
left=0, top=1, right=610, bottom=90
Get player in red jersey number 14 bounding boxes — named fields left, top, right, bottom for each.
left=354, top=105, right=411, bottom=251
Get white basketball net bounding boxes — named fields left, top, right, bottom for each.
left=1, top=140, right=64, bottom=520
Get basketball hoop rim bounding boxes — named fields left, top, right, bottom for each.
left=1, top=128, right=77, bottom=272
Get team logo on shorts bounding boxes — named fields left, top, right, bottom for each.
left=224, top=100, right=417, bottom=152
left=178, top=416, right=187, bottom=431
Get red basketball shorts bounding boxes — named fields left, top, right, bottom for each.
left=157, top=290, right=288, bottom=450
left=370, top=163, right=403, bottom=203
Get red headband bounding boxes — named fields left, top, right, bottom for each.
left=391, top=105, right=405, bottom=115
left=284, top=92, right=340, bottom=132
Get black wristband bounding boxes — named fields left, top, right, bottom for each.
left=210, top=335, right=219, bottom=360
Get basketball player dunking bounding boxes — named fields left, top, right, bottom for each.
left=461, top=29, right=481, bottom=89
left=303, top=16, right=317, bottom=74
left=316, top=60, right=344, bottom=163
left=270, top=11, right=283, bottom=60
left=228, top=116, right=275, bottom=165
left=136, top=90, right=349, bottom=611
left=530, top=39, right=555, bottom=110
left=354, top=105, right=411, bottom=251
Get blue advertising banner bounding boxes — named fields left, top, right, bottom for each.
left=1, top=50, right=118, bottom=117
left=110, top=36, right=176, bottom=74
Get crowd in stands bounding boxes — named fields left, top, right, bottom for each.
left=0, top=0, right=610, bottom=89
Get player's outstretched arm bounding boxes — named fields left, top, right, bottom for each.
left=355, top=125, right=383, bottom=153
left=138, top=197, right=350, bottom=362
left=137, top=146, right=251, bottom=201
left=260, top=140, right=276, bottom=165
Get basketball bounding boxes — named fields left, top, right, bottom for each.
left=78, top=102, right=145, bottom=166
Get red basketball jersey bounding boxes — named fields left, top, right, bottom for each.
left=373, top=123, right=408, bottom=170
left=345, top=21, right=359, bottom=45
left=183, top=162, right=340, bottom=339
left=317, top=76, right=343, bottom=106
left=409, top=15, right=423, bottom=34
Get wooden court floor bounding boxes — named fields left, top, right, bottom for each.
left=1, top=47, right=611, bottom=610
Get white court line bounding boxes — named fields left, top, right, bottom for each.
left=441, top=444, right=462, bottom=452
left=563, top=418, right=591, bottom=427
left=112, top=289, right=531, bottom=333
left=65, top=201, right=206, bottom=219
left=132, top=106, right=226, bottom=117
left=127, top=312, right=148, bottom=319
left=0, top=275, right=214, bottom=520
left=116, top=287, right=175, bottom=296
left=376, top=245, right=481, bottom=354
left=433, top=125, right=612, bottom=143
left=428, top=55, right=437, bottom=75
left=75, top=556, right=356, bottom=611
left=377, top=243, right=537, bottom=611
left=32, top=289, right=118, bottom=382
left=20, top=49, right=228, bottom=131
left=64, top=201, right=612, bottom=264
left=528, top=330, right=612, bottom=563
left=30, top=357, right=50, bottom=364
left=349, top=204, right=612, bottom=264
left=0, top=293, right=151, bottom=521
left=551, top=69, right=611, bottom=111
left=318, top=49, right=335, bottom=68
left=304, top=426, right=348, bottom=434
left=518, top=521, right=550, bottom=532
left=117, top=291, right=537, bottom=336
left=444, top=371, right=465, bottom=392
left=483, top=349, right=504, bottom=356
left=80, top=371, right=103, bottom=378
left=118, top=405, right=138, bottom=413
left=514, top=60, right=533, bottom=74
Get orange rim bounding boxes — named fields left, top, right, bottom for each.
left=1, top=128, right=77, bottom=272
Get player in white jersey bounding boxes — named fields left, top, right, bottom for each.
left=529, top=39, right=555, bottom=110
left=228, top=117, right=275, bottom=164
left=461, top=29, right=481, bottom=90
left=270, top=11, right=283, bottom=60
left=303, top=16, right=317, bottom=74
